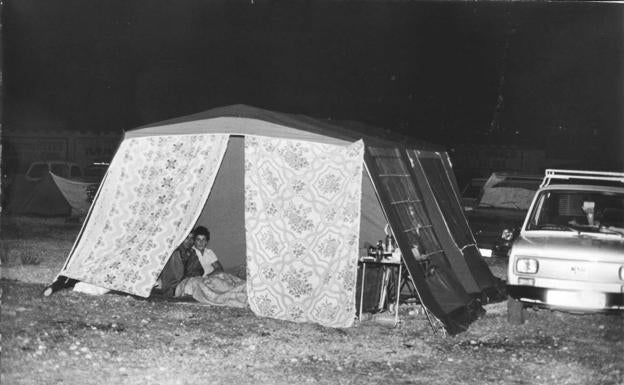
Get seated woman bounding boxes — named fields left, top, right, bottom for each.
left=174, top=226, right=247, bottom=308
left=191, top=226, right=223, bottom=277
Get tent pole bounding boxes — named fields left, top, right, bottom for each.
left=358, top=262, right=366, bottom=323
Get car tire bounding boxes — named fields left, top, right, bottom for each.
left=507, top=297, right=525, bottom=325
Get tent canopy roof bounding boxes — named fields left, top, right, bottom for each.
left=126, top=104, right=445, bottom=151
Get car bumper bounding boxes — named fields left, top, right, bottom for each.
left=508, top=285, right=624, bottom=312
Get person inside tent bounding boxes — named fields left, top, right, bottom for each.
left=158, top=226, right=226, bottom=297
left=191, top=226, right=224, bottom=277
left=158, top=229, right=203, bottom=297
left=173, top=226, right=247, bottom=307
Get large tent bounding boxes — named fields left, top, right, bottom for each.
left=49, top=105, right=502, bottom=334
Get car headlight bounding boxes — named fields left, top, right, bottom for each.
left=619, top=266, right=624, bottom=281
left=501, top=228, right=514, bottom=241
left=516, top=258, right=539, bottom=274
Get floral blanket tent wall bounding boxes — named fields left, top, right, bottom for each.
left=48, top=104, right=500, bottom=333
left=245, top=137, right=363, bottom=327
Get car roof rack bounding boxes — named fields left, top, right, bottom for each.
left=541, top=169, right=624, bottom=187
left=490, top=172, right=542, bottom=180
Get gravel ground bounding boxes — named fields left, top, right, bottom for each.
left=1, top=216, right=623, bottom=385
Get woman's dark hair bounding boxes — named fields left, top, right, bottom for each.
left=193, top=226, right=210, bottom=240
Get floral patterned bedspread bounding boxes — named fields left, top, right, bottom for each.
left=175, top=272, right=248, bottom=308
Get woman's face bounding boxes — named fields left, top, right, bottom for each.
left=194, top=234, right=209, bottom=251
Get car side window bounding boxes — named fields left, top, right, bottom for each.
left=70, top=165, right=82, bottom=178
left=50, top=164, right=68, bottom=177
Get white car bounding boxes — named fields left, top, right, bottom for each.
left=507, top=169, right=624, bottom=324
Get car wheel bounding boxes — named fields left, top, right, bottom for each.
left=507, top=297, right=525, bottom=325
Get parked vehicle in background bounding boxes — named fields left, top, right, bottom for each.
left=507, top=169, right=624, bottom=324
left=83, top=162, right=110, bottom=181
left=83, top=162, right=110, bottom=203
left=465, top=172, right=542, bottom=257
left=25, top=161, right=82, bottom=182
left=460, top=177, right=487, bottom=211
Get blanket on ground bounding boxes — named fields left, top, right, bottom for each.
left=175, top=272, right=247, bottom=308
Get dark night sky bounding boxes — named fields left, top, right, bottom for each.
left=3, top=0, right=624, bottom=169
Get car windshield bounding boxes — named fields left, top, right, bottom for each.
left=526, top=189, right=624, bottom=234
left=476, top=175, right=541, bottom=210
left=478, top=185, right=538, bottom=210
left=84, top=165, right=108, bottom=178
left=27, top=163, right=49, bottom=178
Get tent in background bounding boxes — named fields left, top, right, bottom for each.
left=6, top=173, right=72, bottom=217
left=49, top=172, right=98, bottom=217
left=47, top=105, right=503, bottom=334
left=5, top=172, right=98, bottom=218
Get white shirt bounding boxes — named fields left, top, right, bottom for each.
left=193, top=247, right=219, bottom=276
